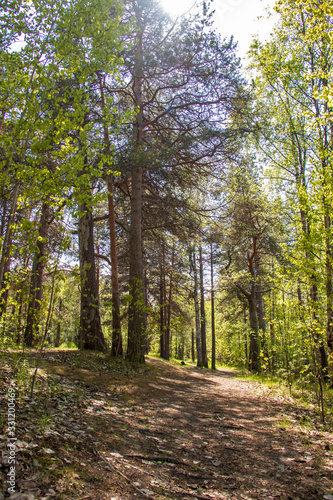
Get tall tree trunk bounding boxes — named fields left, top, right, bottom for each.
left=269, top=287, right=275, bottom=373
left=78, top=202, right=105, bottom=351
left=247, top=236, right=260, bottom=371
left=326, top=119, right=333, bottom=376
left=0, top=183, right=19, bottom=316
left=310, top=280, right=329, bottom=376
left=325, top=213, right=333, bottom=375
left=143, top=268, right=148, bottom=353
left=191, top=328, right=195, bottom=362
left=15, top=288, right=24, bottom=345
left=191, top=251, right=202, bottom=367
left=312, top=71, right=332, bottom=379
left=0, top=233, right=11, bottom=314
left=24, top=202, right=50, bottom=346
left=256, top=281, right=265, bottom=332
left=236, top=236, right=260, bottom=372
left=127, top=20, right=145, bottom=363
left=127, top=163, right=145, bottom=362
left=54, top=298, right=62, bottom=348
left=256, top=277, right=268, bottom=360
left=210, top=243, right=216, bottom=370
left=98, top=74, right=123, bottom=357
left=0, top=197, right=8, bottom=238
left=165, top=245, right=175, bottom=361
left=244, top=306, right=248, bottom=365
left=95, top=243, right=100, bottom=297
left=159, top=260, right=165, bottom=359
left=296, top=160, right=329, bottom=376
left=199, top=246, right=208, bottom=367
left=108, top=179, right=123, bottom=357
left=248, top=286, right=260, bottom=372
left=0, top=197, right=9, bottom=314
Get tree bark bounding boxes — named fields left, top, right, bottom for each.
left=235, top=236, right=260, bottom=372
left=95, top=243, right=100, bottom=297
left=0, top=197, right=8, bottom=238
left=269, top=283, right=275, bottom=373
left=325, top=213, right=333, bottom=375
left=191, top=328, right=195, bottom=362
left=310, top=280, right=329, bottom=376
left=0, top=183, right=19, bottom=316
left=255, top=260, right=268, bottom=360
left=247, top=236, right=260, bottom=371
left=164, top=244, right=175, bottom=361
left=127, top=20, right=146, bottom=363
left=248, top=287, right=260, bottom=372
left=16, top=288, right=23, bottom=345
left=199, top=246, right=208, bottom=368
left=127, top=163, right=145, bottom=362
left=191, top=250, right=202, bottom=367
left=159, top=260, right=165, bottom=358
left=24, top=202, right=50, bottom=346
left=108, top=179, right=123, bottom=357
left=98, top=74, right=123, bottom=357
left=294, top=128, right=329, bottom=377
left=210, top=243, right=216, bottom=370
left=54, top=298, right=62, bottom=347
left=244, top=306, right=248, bottom=365
left=78, top=202, right=106, bottom=351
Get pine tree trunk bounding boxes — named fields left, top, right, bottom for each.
left=191, top=328, right=195, bottom=362
left=310, top=280, right=329, bottom=376
left=16, top=288, right=23, bottom=345
left=325, top=213, right=333, bottom=375
left=127, top=164, right=145, bottom=362
left=0, top=183, right=19, bottom=316
left=246, top=236, right=260, bottom=372
left=24, top=202, right=50, bottom=346
left=98, top=74, right=123, bottom=357
left=159, top=261, right=165, bottom=358
left=54, top=298, right=62, bottom=347
left=78, top=203, right=106, bottom=351
left=108, top=179, right=123, bottom=357
left=256, top=281, right=265, bottom=332
left=0, top=233, right=11, bottom=314
left=244, top=307, right=248, bottom=365
left=96, top=244, right=100, bottom=297
left=165, top=245, right=175, bottom=361
left=210, top=243, right=216, bottom=370
left=126, top=19, right=146, bottom=363
left=297, top=175, right=329, bottom=376
left=0, top=197, right=8, bottom=238
left=199, top=246, right=208, bottom=367
left=248, top=287, right=260, bottom=372
left=270, top=287, right=275, bottom=373
left=192, top=251, right=202, bottom=367
left=256, top=279, right=268, bottom=360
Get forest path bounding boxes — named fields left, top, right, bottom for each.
left=74, top=356, right=333, bottom=500
left=2, top=352, right=333, bottom=500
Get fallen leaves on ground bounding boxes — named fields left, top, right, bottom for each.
left=0, top=351, right=333, bottom=499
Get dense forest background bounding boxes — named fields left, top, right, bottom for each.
left=1, top=0, right=333, bottom=393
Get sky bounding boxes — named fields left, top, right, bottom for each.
left=159, top=0, right=279, bottom=61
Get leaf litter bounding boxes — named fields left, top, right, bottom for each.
left=0, top=351, right=333, bottom=499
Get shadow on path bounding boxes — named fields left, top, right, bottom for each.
left=95, top=357, right=333, bottom=500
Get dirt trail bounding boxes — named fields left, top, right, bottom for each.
left=79, top=358, right=333, bottom=500
left=2, top=354, right=333, bottom=499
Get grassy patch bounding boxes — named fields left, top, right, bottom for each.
left=233, top=368, right=333, bottom=429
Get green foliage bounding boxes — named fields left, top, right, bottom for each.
left=58, top=342, right=78, bottom=350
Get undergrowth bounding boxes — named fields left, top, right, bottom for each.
left=234, top=368, right=333, bottom=429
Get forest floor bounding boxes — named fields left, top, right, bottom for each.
left=1, top=351, right=333, bottom=500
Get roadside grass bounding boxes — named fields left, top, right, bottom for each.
left=232, top=367, right=333, bottom=429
